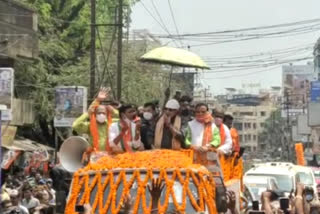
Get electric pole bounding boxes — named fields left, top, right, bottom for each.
left=117, top=0, right=123, bottom=100
left=284, top=89, right=292, bottom=161
left=204, top=86, right=210, bottom=103
left=90, top=0, right=96, bottom=101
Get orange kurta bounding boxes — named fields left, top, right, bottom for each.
left=230, top=128, right=240, bottom=153
left=219, top=155, right=233, bottom=182
left=232, top=157, right=244, bottom=190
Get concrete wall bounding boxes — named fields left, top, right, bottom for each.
left=0, top=0, right=38, bottom=59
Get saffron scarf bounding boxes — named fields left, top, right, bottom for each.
left=230, top=128, right=240, bottom=153
left=220, top=124, right=226, bottom=145
left=154, top=115, right=181, bottom=150
left=118, top=120, right=133, bottom=153
left=89, top=107, right=113, bottom=151
left=196, top=113, right=213, bottom=146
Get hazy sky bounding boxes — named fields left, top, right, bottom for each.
left=130, top=0, right=320, bottom=95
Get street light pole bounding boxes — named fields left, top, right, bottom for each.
left=90, top=0, right=96, bottom=101
left=117, top=0, right=123, bottom=100
left=0, top=105, right=7, bottom=187
left=284, top=89, right=293, bottom=162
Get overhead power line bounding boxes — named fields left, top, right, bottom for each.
left=167, top=0, right=183, bottom=47
left=204, top=65, right=282, bottom=79
left=206, top=48, right=312, bottom=65
left=205, top=56, right=313, bottom=73
left=96, top=27, right=116, bottom=96
left=155, top=17, right=320, bottom=37
left=147, top=18, right=320, bottom=47
left=149, top=0, right=170, bottom=36
left=201, top=43, right=314, bottom=60
left=139, top=0, right=180, bottom=47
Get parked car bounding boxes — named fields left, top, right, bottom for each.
left=245, top=162, right=318, bottom=201
left=310, top=167, right=320, bottom=197
left=244, top=176, right=279, bottom=201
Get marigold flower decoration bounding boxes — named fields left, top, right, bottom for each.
left=65, top=150, right=217, bottom=214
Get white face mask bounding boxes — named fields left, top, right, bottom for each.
left=143, top=112, right=153, bottom=121
left=96, top=114, right=106, bottom=123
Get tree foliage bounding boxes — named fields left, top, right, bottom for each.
left=258, top=109, right=288, bottom=160
left=14, top=0, right=180, bottom=145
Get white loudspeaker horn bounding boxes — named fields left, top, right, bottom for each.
left=58, top=136, right=90, bottom=172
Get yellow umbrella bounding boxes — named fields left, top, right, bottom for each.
left=140, top=46, right=210, bottom=69
left=140, top=46, right=210, bottom=104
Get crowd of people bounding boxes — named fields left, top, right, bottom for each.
left=1, top=167, right=55, bottom=214
left=72, top=88, right=242, bottom=167
left=257, top=183, right=320, bottom=214
left=1, top=87, right=243, bottom=214
left=2, top=88, right=320, bottom=214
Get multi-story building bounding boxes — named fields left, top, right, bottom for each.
left=0, top=0, right=38, bottom=66
left=129, top=29, right=161, bottom=55
left=193, top=88, right=216, bottom=110
left=215, top=88, right=280, bottom=157
left=227, top=105, right=276, bottom=154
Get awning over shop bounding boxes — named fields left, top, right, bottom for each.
left=2, top=138, right=54, bottom=151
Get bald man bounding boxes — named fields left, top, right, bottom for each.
left=72, top=88, right=118, bottom=151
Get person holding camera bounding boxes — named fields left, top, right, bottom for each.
left=9, top=190, right=29, bottom=214
left=292, top=183, right=320, bottom=214
left=258, top=183, right=320, bottom=214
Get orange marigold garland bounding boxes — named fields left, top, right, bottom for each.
left=101, top=172, right=113, bottom=214
left=65, top=150, right=217, bottom=214
left=65, top=172, right=80, bottom=214
left=295, top=143, right=305, bottom=166
left=90, top=173, right=100, bottom=211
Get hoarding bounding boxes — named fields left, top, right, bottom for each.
left=54, top=86, right=87, bottom=127
left=1, top=150, right=21, bottom=170
left=1, top=125, right=17, bottom=147
left=0, top=68, right=14, bottom=121
left=282, top=64, right=317, bottom=117
left=297, top=114, right=312, bottom=135
left=292, top=125, right=308, bottom=142
left=308, top=102, right=320, bottom=127
left=308, top=81, right=320, bottom=127
left=310, top=81, right=320, bottom=102
left=312, top=128, right=320, bottom=154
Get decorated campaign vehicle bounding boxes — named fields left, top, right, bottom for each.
left=59, top=136, right=237, bottom=214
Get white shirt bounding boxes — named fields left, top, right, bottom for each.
left=19, top=205, right=29, bottom=214
left=49, top=188, right=56, bottom=205
left=9, top=205, right=29, bottom=214
left=22, top=196, right=40, bottom=209
left=109, top=121, right=143, bottom=152
left=188, top=120, right=218, bottom=147
left=217, top=124, right=233, bottom=155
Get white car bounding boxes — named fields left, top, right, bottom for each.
left=244, top=176, right=279, bottom=201
left=245, top=162, right=318, bottom=200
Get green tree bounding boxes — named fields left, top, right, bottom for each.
left=258, top=109, right=288, bottom=160
left=14, top=0, right=180, bottom=146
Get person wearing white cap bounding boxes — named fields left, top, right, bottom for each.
left=154, top=99, right=184, bottom=149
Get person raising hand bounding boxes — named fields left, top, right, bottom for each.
left=72, top=87, right=119, bottom=152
